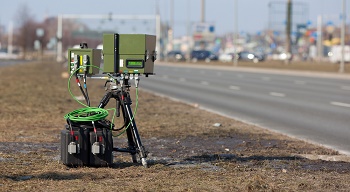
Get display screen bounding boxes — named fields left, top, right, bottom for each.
left=126, top=60, right=144, bottom=68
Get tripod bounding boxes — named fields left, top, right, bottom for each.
left=97, top=74, right=148, bottom=167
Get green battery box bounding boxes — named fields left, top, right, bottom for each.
left=103, top=33, right=156, bottom=75
left=68, top=49, right=102, bottom=75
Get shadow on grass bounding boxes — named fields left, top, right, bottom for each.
left=183, top=154, right=303, bottom=162
left=2, top=172, right=85, bottom=181
left=150, top=153, right=350, bottom=173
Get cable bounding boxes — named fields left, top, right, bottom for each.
left=83, top=71, right=90, bottom=106
left=75, top=76, right=89, bottom=106
left=65, top=64, right=139, bottom=136
left=112, top=87, right=139, bottom=137
left=64, top=107, right=109, bottom=122
left=65, top=65, right=115, bottom=126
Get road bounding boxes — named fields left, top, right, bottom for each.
left=0, top=59, right=30, bottom=67
left=140, top=63, right=350, bottom=155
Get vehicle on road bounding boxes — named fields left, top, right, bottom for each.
left=190, top=50, right=218, bottom=62
left=219, top=52, right=235, bottom=62
left=237, top=51, right=265, bottom=63
left=167, top=50, right=186, bottom=62
left=328, top=45, right=350, bottom=63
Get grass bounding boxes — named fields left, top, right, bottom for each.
left=0, top=59, right=350, bottom=191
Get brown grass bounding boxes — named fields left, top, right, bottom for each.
left=1, top=60, right=350, bottom=191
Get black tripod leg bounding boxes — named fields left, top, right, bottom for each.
left=125, top=123, right=138, bottom=163
left=124, top=103, right=148, bottom=168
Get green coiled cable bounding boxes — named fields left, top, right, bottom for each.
left=64, top=65, right=116, bottom=124
left=64, top=64, right=138, bottom=137
left=64, top=107, right=109, bottom=122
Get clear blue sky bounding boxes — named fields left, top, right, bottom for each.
left=0, top=0, right=346, bottom=37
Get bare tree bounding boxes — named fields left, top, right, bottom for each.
left=14, top=3, right=37, bottom=59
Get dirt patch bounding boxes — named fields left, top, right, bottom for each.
left=1, top=60, right=350, bottom=191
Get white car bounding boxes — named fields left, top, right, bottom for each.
left=219, top=53, right=235, bottom=62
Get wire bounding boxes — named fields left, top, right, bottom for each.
left=112, top=87, right=139, bottom=137
left=83, top=71, right=90, bottom=106
left=64, top=107, right=109, bottom=122
left=65, top=65, right=115, bottom=125
left=65, top=64, right=139, bottom=137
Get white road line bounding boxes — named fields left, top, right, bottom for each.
left=229, top=85, right=241, bottom=90
left=294, top=80, right=306, bottom=85
left=341, top=86, right=350, bottom=91
left=262, top=77, right=271, bottom=81
left=269, top=92, right=286, bottom=97
left=179, top=78, right=186, bottom=82
left=201, top=81, right=209, bottom=85
left=331, top=101, right=350, bottom=108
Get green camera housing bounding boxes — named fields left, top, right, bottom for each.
left=68, top=49, right=102, bottom=75
left=103, top=33, right=156, bottom=75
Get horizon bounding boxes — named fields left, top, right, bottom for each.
left=0, top=0, right=347, bottom=37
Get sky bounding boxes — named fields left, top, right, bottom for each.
left=0, top=0, right=347, bottom=38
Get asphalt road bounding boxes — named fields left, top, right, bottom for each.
left=140, top=63, right=350, bottom=155
left=0, top=59, right=30, bottom=67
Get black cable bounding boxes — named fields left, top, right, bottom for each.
left=75, top=75, right=89, bottom=106
left=83, top=72, right=90, bottom=106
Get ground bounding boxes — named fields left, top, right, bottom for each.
left=1, top=60, right=350, bottom=191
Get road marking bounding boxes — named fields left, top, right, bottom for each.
left=262, top=77, right=271, bottom=81
left=179, top=78, right=186, bottom=82
left=229, top=85, right=241, bottom=90
left=201, top=81, right=209, bottom=85
left=269, top=92, right=286, bottom=97
left=331, top=101, right=350, bottom=108
left=341, top=86, right=350, bottom=91
left=294, top=80, right=306, bottom=85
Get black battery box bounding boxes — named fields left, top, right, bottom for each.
left=60, top=128, right=90, bottom=166
left=89, top=128, right=113, bottom=167
left=60, top=124, right=114, bottom=167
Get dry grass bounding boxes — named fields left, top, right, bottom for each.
left=1, top=59, right=350, bottom=191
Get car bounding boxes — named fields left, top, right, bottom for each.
left=167, top=50, right=185, bottom=62
left=219, top=52, right=235, bottom=62
left=237, top=51, right=265, bottom=63
left=190, top=50, right=218, bottom=62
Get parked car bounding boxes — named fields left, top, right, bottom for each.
left=167, top=50, right=185, bottom=62
left=219, top=52, right=235, bottom=62
left=190, top=50, right=218, bottom=62
left=237, top=51, right=265, bottom=63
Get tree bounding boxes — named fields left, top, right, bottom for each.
left=14, top=3, right=37, bottom=59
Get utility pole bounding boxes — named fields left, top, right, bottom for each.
left=340, top=0, right=346, bottom=73
left=8, top=21, right=13, bottom=56
left=156, top=0, right=161, bottom=61
left=285, top=0, right=292, bottom=64
left=233, top=0, right=238, bottom=66
left=170, top=0, right=174, bottom=51
left=201, top=0, right=205, bottom=23
left=186, top=0, right=191, bottom=62
left=317, top=15, right=323, bottom=62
